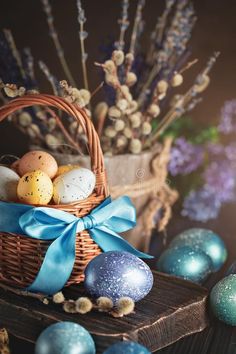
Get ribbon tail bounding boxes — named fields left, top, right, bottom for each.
left=89, top=226, right=153, bottom=259
left=27, top=222, right=77, bottom=295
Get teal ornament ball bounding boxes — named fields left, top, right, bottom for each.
left=35, top=322, right=95, bottom=354
left=103, top=341, right=151, bottom=354
left=210, top=274, right=236, bottom=326
left=157, top=246, right=212, bottom=283
left=169, top=228, right=227, bottom=272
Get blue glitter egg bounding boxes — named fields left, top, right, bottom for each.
left=35, top=322, right=95, bottom=354
left=84, top=251, right=153, bottom=303
left=169, top=228, right=227, bottom=272
left=210, top=274, right=236, bottom=326
left=103, top=341, right=151, bottom=354
left=157, top=246, right=212, bottom=283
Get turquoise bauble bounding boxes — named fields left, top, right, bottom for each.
left=157, top=246, right=212, bottom=283
left=103, top=341, right=151, bottom=354
left=210, top=274, right=236, bottom=326
left=35, top=322, right=96, bottom=354
left=169, top=228, right=227, bottom=272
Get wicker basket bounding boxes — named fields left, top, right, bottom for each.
left=0, top=94, right=109, bottom=289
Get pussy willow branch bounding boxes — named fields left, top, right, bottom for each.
left=41, top=0, right=76, bottom=87
left=3, top=29, right=26, bottom=79
left=129, top=0, right=145, bottom=55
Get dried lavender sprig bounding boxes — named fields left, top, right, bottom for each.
left=3, top=29, right=26, bottom=79
left=23, top=48, right=36, bottom=82
left=38, top=60, right=58, bottom=96
left=76, top=0, right=89, bottom=91
left=41, top=0, right=76, bottom=87
left=129, top=0, right=145, bottom=55
left=116, top=0, right=130, bottom=50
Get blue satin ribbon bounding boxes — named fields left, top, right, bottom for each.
left=0, top=196, right=152, bottom=295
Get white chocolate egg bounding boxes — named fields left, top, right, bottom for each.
left=0, top=166, right=20, bottom=201
left=18, top=151, right=58, bottom=179
left=53, top=168, right=96, bottom=204
left=17, top=170, right=53, bottom=205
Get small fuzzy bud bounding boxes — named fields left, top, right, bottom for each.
left=104, top=126, right=117, bottom=138
left=104, top=60, right=116, bottom=74
left=171, top=73, right=183, bottom=87
left=45, top=134, right=60, bottom=150
left=170, top=94, right=183, bottom=107
left=129, top=139, right=142, bottom=154
left=97, top=297, right=113, bottom=311
left=117, top=297, right=135, bottom=315
left=63, top=300, right=77, bottom=313
left=142, top=121, right=152, bottom=135
left=108, top=106, right=121, bottom=119
left=53, top=292, right=65, bottom=304
left=114, top=119, right=125, bottom=132
left=79, top=89, right=91, bottom=105
left=129, top=112, right=142, bottom=128
left=125, top=52, right=134, bottom=63
left=116, top=135, right=128, bottom=148
left=75, top=297, right=93, bottom=314
left=123, top=127, right=133, bottom=139
left=116, top=99, right=128, bottom=112
left=105, top=73, right=118, bottom=87
left=157, top=80, right=168, bottom=93
left=18, top=112, right=32, bottom=127
left=112, top=50, right=125, bottom=66
left=94, top=102, right=108, bottom=120
left=194, top=75, right=210, bottom=93
left=148, top=104, right=160, bottom=117
left=126, top=72, right=137, bottom=87
left=48, top=117, right=57, bottom=131
left=27, top=124, right=41, bottom=138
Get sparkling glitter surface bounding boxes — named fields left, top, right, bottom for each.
left=157, top=246, right=212, bottom=283
left=35, top=322, right=95, bottom=354
left=169, top=228, right=227, bottom=272
left=103, top=341, right=151, bottom=354
left=210, top=274, right=236, bottom=326
left=84, top=251, right=153, bottom=303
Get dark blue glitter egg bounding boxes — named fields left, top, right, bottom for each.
left=157, top=246, right=212, bottom=283
left=84, top=251, right=153, bottom=303
left=35, top=322, right=95, bottom=354
left=169, top=228, right=227, bottom=272
left=210, top=274, right=236, bottom=326
left=103, top=341, right=151, bottom=354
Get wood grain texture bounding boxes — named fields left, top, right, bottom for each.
left=0, top=271, right=208, bottom=353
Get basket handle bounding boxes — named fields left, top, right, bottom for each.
left=0, top=94, right=109, bottom=196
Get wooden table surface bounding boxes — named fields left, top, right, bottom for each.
left=3, top=203, right=236, bottom=354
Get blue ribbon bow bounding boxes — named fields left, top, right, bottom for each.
left=0, top=196, right=152, bottom=295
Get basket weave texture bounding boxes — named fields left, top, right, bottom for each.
left=0, top=94, right=109, bottom=288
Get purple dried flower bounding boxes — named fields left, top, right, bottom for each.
left=182, top=187, right=221, bottom=222
left=169, top=137, right=204, bottom=176
left=218, top=99, right=236, bottom=134
left=203, top=160, right=235, bottom=203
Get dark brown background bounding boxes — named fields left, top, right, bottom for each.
left=1, top=1, right=236, bottom=353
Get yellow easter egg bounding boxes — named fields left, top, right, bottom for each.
left=55, top=164, right=80, bottom=178
left=17, top=170, right=53, bottom=205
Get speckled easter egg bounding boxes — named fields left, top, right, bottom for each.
left=157, top=246, right=212, bottom=283
left=53, top=168, right=96, bottom=204
left=0, top=166, right=20, bottom=201
left=84, top=251, right=153, bottom=303
left=103, top=341, right=151, bottom=354
left=17, top=170, right=53, bottom=205
left=18, top=150, right=58, bottom=178
left=169, top=228, right=227, bottom=272
left=35, top=321, right=96, bottom=354
left=210, top=274, right=236, bottom=326
left=55, top=164, right=80, bottom=178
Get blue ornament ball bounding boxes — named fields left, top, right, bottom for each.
left=35, top=322, right=95, bottom=354
left=84, top=251, right=153, bottom=303
left=103, top=341, right=151, bottom=354
left=169, top=228, right=227, bottom=272
left=210, top=274, right=236, bottom=326
left=157, top=246, right=212, bottom=283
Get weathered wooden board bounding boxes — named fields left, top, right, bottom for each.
left=0, top=271, right=209, bottom=353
